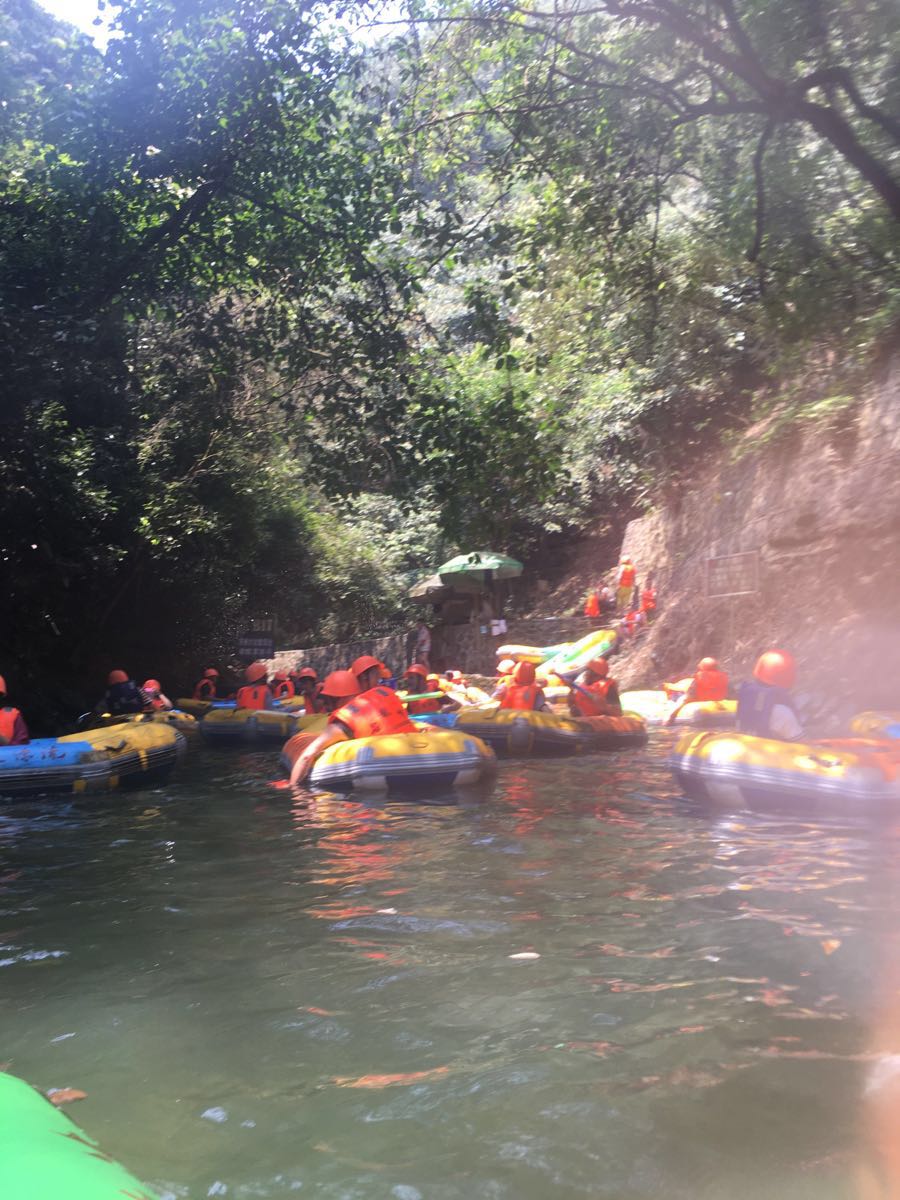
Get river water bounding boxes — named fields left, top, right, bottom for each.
left=2, top=734, right=898, bottom=1198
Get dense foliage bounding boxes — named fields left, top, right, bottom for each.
left=0, top=0, right=897, bottom=717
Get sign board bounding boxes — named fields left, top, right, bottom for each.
left=706, top=551, right=759, bottom=598
left=238, top=632, right=276, bottom=661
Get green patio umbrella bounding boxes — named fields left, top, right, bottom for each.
left=438, top=551, right=523, bottom=589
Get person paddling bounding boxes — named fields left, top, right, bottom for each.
left=235, top=662, right=273, bottom=711
left=492, top=661, right=550, bottom=711
left=664, top=658, right=729, bottom=726
left=565, top=658, right=622, bottom=718
left=142, top=679, right=174, bottom=711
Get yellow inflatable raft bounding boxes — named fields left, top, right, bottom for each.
left=671, top=730, right=900, bottom=809
left=199, top=707, right=310, bottom=744
left=451, top=706, right=646, bottom=756
left=621, top=690, right=737, bottom=727
left=281, top=728, right=496, bottom=792
left=89, top=709, right=198, bottom=735
left=0, top=723, right=185, bottom=799
left=849, top=712, right=900, bottom=740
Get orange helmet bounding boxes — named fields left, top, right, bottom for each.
left=244, top=661, right=267, bottom=684
left=297, top=667, right=317, bottom=680
left=142, top=679, right=161, bottom=693
left=319, top=670, right=361, bottom=700
left=753, top=649, right=796, bottom=689
left=108, top=669, right=128, bottom=685
left=273, top=670, right=289, bottom=682
left=379, top=664, right=392, bottom=679
left=512, top=661, right=536, bottom=685
left=497, top=658, right=515, bottom=674
left=697, top=657, right=719, bottom=672
left=405, top=663, right=428, bottom=680
left=585, top=657, right=609, bottom=677
left=351, top=655, right=382, bottom=677
left=204, top=668, right=219, bottom=679
left=0, top=675, right=6, bottom=694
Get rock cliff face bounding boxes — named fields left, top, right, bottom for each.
left=617, top=352, right=900, bottom=731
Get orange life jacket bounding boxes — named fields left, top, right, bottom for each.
left=0, top=706, right=22, bottom=745
left=619, top=563, right=636, bottom=587
left=235, top=684, right=271, bottom=711
left=193, top=678, right=216, bottom=701
left=584, top=592, right=601, bottom=618
left=571, top=679, right=616, bottom=718
left=500, top=684, right=540, bottom=711
left=693, top=668, right=728, bottom=702
left=330, top=685, right=416, bottom=739
left=407, top=695, right=441, bottom=715
left=272, top=680, right=295, bottom=700
left=640, top=587, right=656, bottom=611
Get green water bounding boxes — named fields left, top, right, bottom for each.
left=1, top=736, right=896, bottom=1198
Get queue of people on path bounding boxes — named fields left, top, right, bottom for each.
left=584, top=556, right=657, bottom=645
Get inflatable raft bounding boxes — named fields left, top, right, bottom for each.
left=670, top=730, right=900, bottom=809
left=850, top=712, right=900, bottom=740
left=89, top=709, right=199, bottom=735
left=496, top=629, right=618, bottom=678
left=621, top=690, right=737, bottom=727
left=200, top=706, right=317, bottom=744
left=281, top=728, right=496, bottom=792
left=0, top=1072, right=160, bottom=1200
left=0, top=723, right=184, bottom=799
left=448, top=706, right=644, bottom=756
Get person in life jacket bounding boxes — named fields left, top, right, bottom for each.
left=142, top=679, right=173, bottom=711
left=584, top=590, right=601, bottom=620
left=616, top=556, right=636, bottom=612
left=270, top=671, right=295, bottom=701
left=664, top=657, right=729, bottom=725
left=292, top=667, right=324, bottom=714
left=235, top=662, right=273, bottom=711
left=96, top=670, right=150, bottom=716
left=351, top=655, right=386, bottom=695
left=737, top=650, right=803, bottom=741
left=0, top=675, right=30, bottom=745
left=289, top=670, right=417, bottom=785
left=563, top=658, right=621, bottom=718
left=402, top=664, right=442, bottom=715
left=640, top=579, right=657, bottom=620
left=492, top=661, right=550, bottom=711
left=192, top=668, right=220, bottom=701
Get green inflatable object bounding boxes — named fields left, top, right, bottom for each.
left=0, top=1073, right=160, bottom=1200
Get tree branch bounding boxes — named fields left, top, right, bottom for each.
left=747, top=118, right=775, bottom=264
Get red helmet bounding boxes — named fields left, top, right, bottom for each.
left=273, top=670, right=289, bottom=682
left=319, top=670, right=361, bottom=700
left=585, top=657, right=609, bottom=677
left=142, top=679, right=161, bottom=693
left=351, top=655, right=382, bottom=677
left=497, top=658, right=515, bottom=674
left=754, top=649, right=796, bottom=689
left=0, top=675, right=6, bottom=694
left=244, top=661, right=267, bottom=684
left=697, top=657, right=719, bottom=672
left=378, top=664, right=392, bottom=679
left=405, top=663, right=428, bottom=680
left=108, top=669, right=128, bottom=685
left=204, top=668, right=219, bottom=679
left=513, top=661, right=536, bottom=685
left=297, top=667, right=317, bottom=680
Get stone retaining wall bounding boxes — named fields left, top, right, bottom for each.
left=267, top=615, right=609, bottom=679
